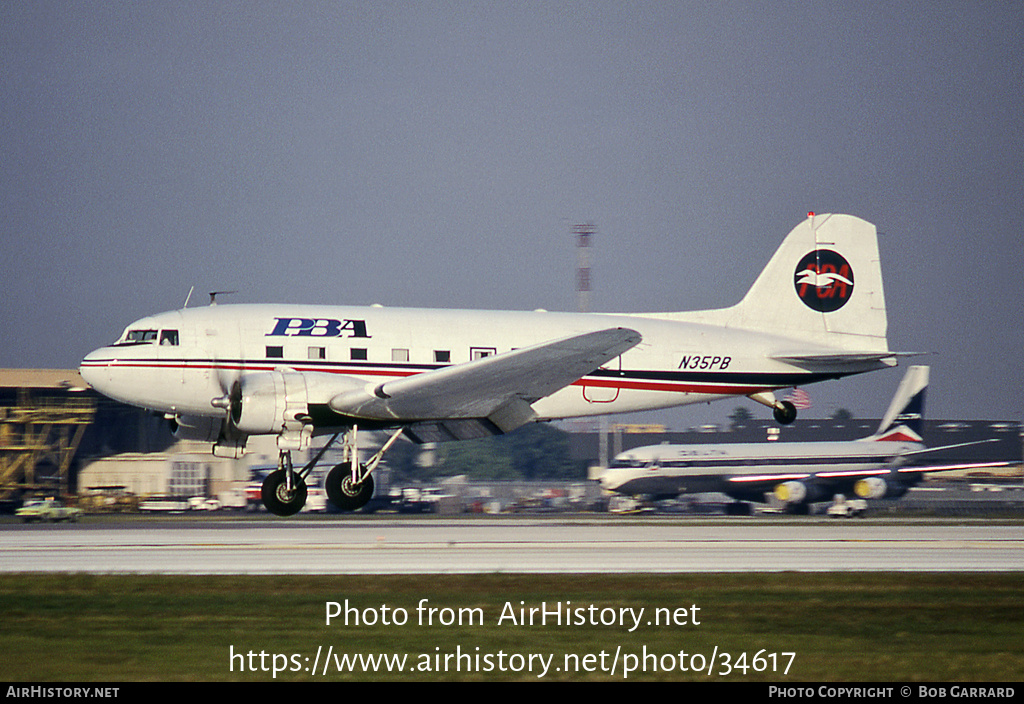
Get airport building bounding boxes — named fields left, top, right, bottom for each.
left=0, top=369, right=255, bottom=510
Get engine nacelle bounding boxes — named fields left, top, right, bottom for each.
left=772, top=480, right=826, bottom=505
left=773, top=481, right=808, bottom=504
left=169, top=414, right=223, bottom=443
left=230, top=370, right=309, bottom=436
left=854, top=476, right=908, bottom=500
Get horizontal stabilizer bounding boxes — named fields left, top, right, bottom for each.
left=770, top=351, right=898, bottom=367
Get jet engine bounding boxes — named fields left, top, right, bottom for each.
left=773, top=481, right=808, bottom=504
left=853, top=476, right=908, bottom=500
left=772, top=481, right=825, bottom=505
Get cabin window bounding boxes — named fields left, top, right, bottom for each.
left=308, top=346, right=325, bottom=360
left=266, top=346, right=284, bottom=358
left=160, top=330, right=179, bottom=346
left=471, top=347, right=496, bottom=360
left=350, top=348, right=367, bottom=361
left=392, top=348, right=409, bottom=362
left=434, top=350, right=450, bottom=363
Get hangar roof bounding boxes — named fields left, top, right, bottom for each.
left=0, top=369, right=89, bottom=390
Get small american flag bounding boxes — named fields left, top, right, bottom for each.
left=785, top=388, right=812, bottom=410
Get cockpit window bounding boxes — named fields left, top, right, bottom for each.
left=116, top=328, right=178, bottom=346
left=124, top=329, right=158, bottom=344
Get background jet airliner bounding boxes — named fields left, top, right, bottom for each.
left=80, top=213, right=899, bottom=515
left=599, top=366, right=1009, bottom=514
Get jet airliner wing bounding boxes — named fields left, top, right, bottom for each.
left=329, top=327, right=641, bottom=437
left=884, top=440, right=1012, bottom=477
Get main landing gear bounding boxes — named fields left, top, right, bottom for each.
left=261, top=453, right=308, bottom=516
left=325, top=462, right=375, bottom=511
left=261, top=425, right=405, bottom=517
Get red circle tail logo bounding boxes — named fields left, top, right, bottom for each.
left=793, top=250, right=854, bottom=312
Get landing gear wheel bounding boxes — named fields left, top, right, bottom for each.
left=773, top=400, right=797, bottom=425
left=326, top=462, right=374, bottom=511
left=261, top=469, right=307, bottom=516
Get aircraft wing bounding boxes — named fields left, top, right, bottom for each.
left=878, top=439, right=1014, bottom=476
left=890, top=460, right=1014, bottom=476
left=328, top=327, right=641, bottom=434
left=894, top=438, right=998, bottom=460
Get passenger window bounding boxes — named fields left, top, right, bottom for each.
left=434, top=350, right=451, bottom=363
left=266, top=346, right=284, bottom=358
left=471, top=347, right=496, bottom=360
left=392, top=348, right=410, bottom=362
left=350, top=348, right=368, bottom=361
left=308, top=346, right=325, bottom=360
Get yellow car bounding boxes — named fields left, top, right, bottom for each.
left=16, top=498, right=82, bottom=523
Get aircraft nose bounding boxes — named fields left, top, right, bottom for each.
left=79, top=348, right=110, bottom=391
left=596, top=470, right=617, bottom=490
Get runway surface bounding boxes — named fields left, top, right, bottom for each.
left=2, top=517, right=1022, bottom=574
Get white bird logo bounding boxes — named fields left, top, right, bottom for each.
left=794, top=268, right=854, bottom=289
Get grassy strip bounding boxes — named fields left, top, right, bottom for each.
left=1, top=573, right=1022, bottom=681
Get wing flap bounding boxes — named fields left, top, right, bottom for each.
left=329, top=327, right=641, bottom=427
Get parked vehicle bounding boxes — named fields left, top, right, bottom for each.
left=16, top=498, right=82, bottom=523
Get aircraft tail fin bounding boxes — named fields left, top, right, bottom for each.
left=866, top=365, right=928, bottom=443
left=712, top=213, right=889, bottom=352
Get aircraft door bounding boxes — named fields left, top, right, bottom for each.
left=582, top=355, right=621, bottom=404
left=153, top=311, right=186, bottom=389
left=159, top=311, right=218, bottom=410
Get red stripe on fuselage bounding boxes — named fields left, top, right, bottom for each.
left=80, top=359, right=780, bottom=396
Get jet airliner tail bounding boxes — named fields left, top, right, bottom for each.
left=865, top=365, right=928, bottom=443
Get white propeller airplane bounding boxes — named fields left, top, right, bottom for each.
left=599, top=366, right=1009, bottom=514
left=81, top=213, right=899, bottom=515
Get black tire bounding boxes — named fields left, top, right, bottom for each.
left=326, top=462, right=374, bottom=511
left=773, top=400, right=797, bottom=425
left=261, top=469, right=307, bottom=516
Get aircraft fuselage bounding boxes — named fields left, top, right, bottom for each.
left=79, top=303, right=881, bottom=429
left=600, top=439, right=923, bottom=498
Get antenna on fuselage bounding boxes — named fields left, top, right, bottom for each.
left=208, top=290, right=238, bottom=306
left=182, top=286, right=195, bottom=309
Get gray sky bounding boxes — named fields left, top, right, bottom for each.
left=3, top=2, right=1022, bottom=424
